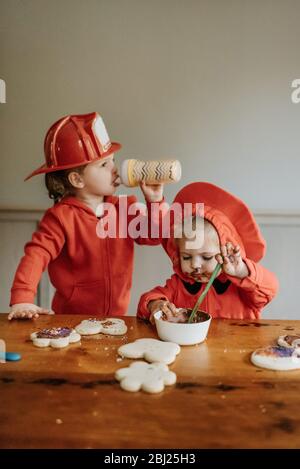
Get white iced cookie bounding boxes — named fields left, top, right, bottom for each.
left=118, top=338, right=180, bottom=365
left=30, top=327, right=81, bottom=349
left=115, top=361, right=176, bottom=393
left=75, top=318, right=127, bottom=336
left=251, top=345, right=300, bottom=371
left=278, top=334, right=300, bottom=349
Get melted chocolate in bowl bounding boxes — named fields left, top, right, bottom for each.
left=161, top=309, right=209, bottom=324
left=186, top=310, right=210, bottom=324
left=155, top=309, right=212, bottom=345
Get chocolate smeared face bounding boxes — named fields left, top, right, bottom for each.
left=36, top=327, right=73, bottom=339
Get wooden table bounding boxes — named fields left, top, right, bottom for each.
left=0, top=314, right=300, bottom=449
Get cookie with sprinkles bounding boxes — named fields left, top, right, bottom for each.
left=251, top=345, right=300, bottom=370
left=30, top=327, right=81, bottom=348
left=278, top=334, right=300, bottom=349
left=75, top=318, right=127, bottom=336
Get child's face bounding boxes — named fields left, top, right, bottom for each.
left=178, top=227, right=221, bottom=283
left=81, top=154, right=120, bottom=196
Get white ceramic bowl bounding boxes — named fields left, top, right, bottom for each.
left=154, top=310, right=212, bottom=346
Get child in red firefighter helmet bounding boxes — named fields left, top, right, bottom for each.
left=9, top=112, right=164, bottom=319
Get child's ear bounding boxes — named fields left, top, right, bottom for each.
left=68, top=171, right=85, bottom=189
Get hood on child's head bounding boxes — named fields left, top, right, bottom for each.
left=162, top=182, right=266, bottom=283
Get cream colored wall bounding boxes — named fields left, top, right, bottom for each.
left=0, top=0, right=299, bottom=317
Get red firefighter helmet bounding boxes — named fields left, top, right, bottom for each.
left=25, top=112, right=122, bottom=180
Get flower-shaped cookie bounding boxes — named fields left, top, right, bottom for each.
left=278, top=334, right=300, bottom=348
left=115, top=361, right=176, bottom=393
left=30, top=327, right=81, bottom=349
left=118, top=338, right=180, bottom=365
left=75, top=318, right=127, bottom=336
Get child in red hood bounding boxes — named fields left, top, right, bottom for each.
left=137, top=182, right=279, bottom=323
left=9, top=112, right=164, bottom=320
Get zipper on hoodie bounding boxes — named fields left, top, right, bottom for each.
left=105, top=237, right=112, bottom=316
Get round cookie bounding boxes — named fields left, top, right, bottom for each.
left=75, top=318, right=103, bottom=335
left=75, top=318, right=127, bottom=336
left=251, top=345, right=300, bottom=371
left=100, top=319, right=128, bottom=335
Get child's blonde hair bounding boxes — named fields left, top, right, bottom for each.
left=174, top=216, right=220, bottom=248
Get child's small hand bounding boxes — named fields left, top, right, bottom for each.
left=148, top=299, right=182, bottom=325
left=216, top=242, right=249, bottom=279
left=148, top=300, right=187, bottom=324
left=8, top=303, right=55, bottom=320
left=140, top=181, right=164, bottom=203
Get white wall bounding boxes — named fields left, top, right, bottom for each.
left=1, top=0, right=299, bottom=317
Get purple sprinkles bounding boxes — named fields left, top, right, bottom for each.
left=36, top=327, right=73, bottom=339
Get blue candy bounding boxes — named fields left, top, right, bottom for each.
left=0, top=352, right=22, bottom=361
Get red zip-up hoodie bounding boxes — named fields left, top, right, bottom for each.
left=137, top=261, right=278, bottom=320
left=10, top=195, right=161, bottom=316
left=137, top=182, right=279, bottom=320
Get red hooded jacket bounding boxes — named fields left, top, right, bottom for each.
left=138, top=183, right=279, bottom=320
left=10, top=195, right=161, bottom=316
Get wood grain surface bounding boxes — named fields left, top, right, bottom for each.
left=0, top=314, right=300, bottom=449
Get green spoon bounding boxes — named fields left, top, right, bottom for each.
left=188, top=263, right=222, bottom=323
